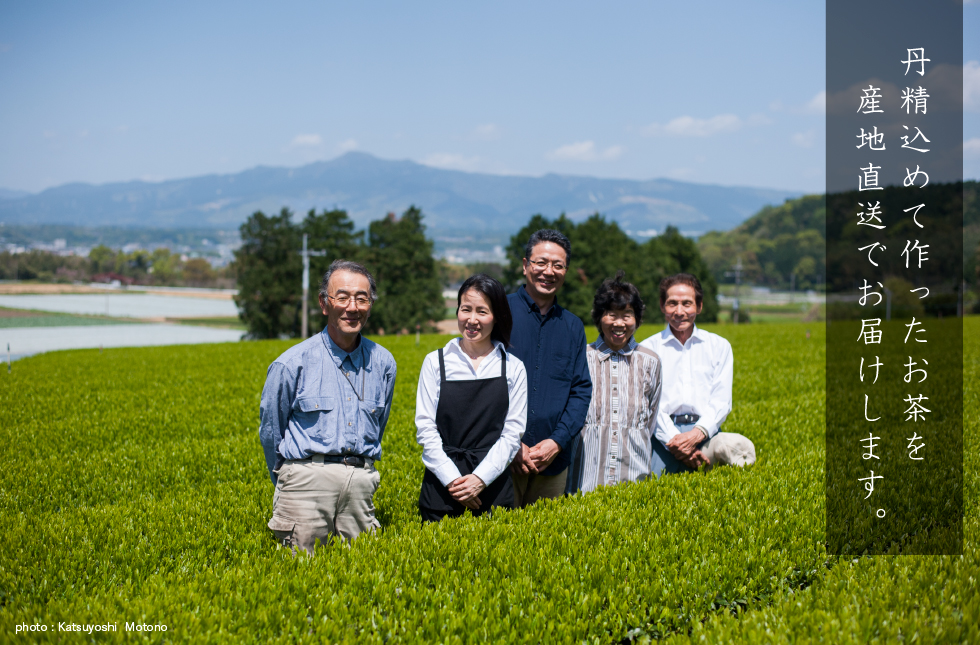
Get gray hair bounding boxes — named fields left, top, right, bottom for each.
left=318, top=259, right=378, bottom=302
left=524, top=229, right=571, bottom=264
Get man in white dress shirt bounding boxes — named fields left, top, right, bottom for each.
left=639, top=273, right=755, bottom=475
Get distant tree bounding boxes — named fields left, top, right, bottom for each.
left=234, top=208, right=302, bottom=339
left=88, top=245, right=118, bottom=274
left=182, top=258, right=216, bottom=286
left=301, top=208, right=363, bottom=335
left=363, top=207, right=443, bottom=334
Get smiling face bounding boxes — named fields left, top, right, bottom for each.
left=521, top=241, right=568, bottom=304
left=661, top=283, right=701, bottom=339
left=457, top=288, right=495, bottom=347
left=319, top=269, right=372, bottom=341
left=600, top=307, right=637, bottom=352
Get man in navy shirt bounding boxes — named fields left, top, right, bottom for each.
left=507, top=229, right=593, bottom=506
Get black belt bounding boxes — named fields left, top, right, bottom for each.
left=309, top=454, right=368, bottom=468
left=670, top=413, right=701, bottom=425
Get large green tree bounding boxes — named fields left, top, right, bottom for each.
left=505, top=214, right=719, bottom=327
left=234, top=208, right=302, bottom=339
left=363, top=206, right=444, bottom=334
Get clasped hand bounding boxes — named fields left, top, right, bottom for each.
left=448, top=474, right=486, bottom=510
left=509, top=439, right=560, bottom=476
left=666, top=427, right=711, bottom=470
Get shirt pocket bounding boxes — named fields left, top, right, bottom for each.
left=358, top=399, right=386, bottom=443
left=292, top=396, right=336, bottom=433
left=551, top=349, right=572, bottom=382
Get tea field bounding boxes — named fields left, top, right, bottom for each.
left=0, top=322, right=975, bottom=643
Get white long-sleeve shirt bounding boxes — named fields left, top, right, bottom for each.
left=639, top=325, right=733, bottom=445
left=415, top=339, right=527, bottom=487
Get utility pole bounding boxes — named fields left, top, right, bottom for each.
left=725, top=257, right=743, bottom=324
left=299, top=234, right=327, bottom=339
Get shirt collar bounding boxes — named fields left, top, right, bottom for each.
left=518, top=284, right=561, bottom=317
left=322, top=329, right=364, bottom=369
left=592, top=336, right=639, bottom=361
left=661, top=324, right=702, bottom=348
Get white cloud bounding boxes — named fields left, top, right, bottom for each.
left=805, top=90, right=826, bottom=115
left=470, top=123, right=501, bottom=141
left=642, top=114, right=741, bottom=137
left=965, top=60, right=980, bottom=112
left=336, top=138, right=358, bottom=153
left=290, top=133, right=322, bottom=147
left=547, top=140, right=624, bottom=161
left=965, top=138, right=980, bottom=157
left=791, top=130, right=815, bottom=148
left=420, top=153, right=481, bottom=171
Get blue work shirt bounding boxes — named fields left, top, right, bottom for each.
left=259, top=329, right=397, bottom=485
left=507, top=285, right=592, bottom=476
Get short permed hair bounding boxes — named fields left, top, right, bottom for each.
left=524, top=229, right=571, bottom=264
left=591, top=270, right=645, bottom=333
left=318, top=259, right=378, bottom=303
left=457, top=273, right=513, bottom=348
left=659, top=273, right=703, bottom=307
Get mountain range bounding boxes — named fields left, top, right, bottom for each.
left=0, top=152, right=799, bottom=250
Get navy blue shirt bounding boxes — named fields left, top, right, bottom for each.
left=507, top=285, right=592, bottom=476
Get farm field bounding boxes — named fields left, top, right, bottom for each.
left=0, top=322, right=975, bottom=643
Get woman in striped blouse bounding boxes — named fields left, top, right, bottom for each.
left=567, top=271, right=663, bottom=493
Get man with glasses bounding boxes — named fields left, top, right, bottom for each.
left=259, top=259, right=397, bottom=554
left=507, top=230, right=592, bottom=506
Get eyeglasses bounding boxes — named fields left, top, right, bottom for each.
left=327, top=294, right=372, bottom=307
left=527, top=259, right=567, bottom=272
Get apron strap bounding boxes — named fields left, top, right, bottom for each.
left=499, top=347, right=507, bottom=378
left=438, top=348, right=446, bottom=384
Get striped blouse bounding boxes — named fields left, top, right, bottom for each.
left=579, top=337, right=663, bottom=492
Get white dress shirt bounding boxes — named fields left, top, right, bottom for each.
left=639, top=325, right=733, bottom=446
left=415, top=338, right=528, bottom=487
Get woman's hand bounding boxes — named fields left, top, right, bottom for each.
left=448, top=474, right=486, bottom=509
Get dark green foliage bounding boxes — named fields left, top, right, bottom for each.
left=363, top=207, right=444, bottom=334
left=505, top=213, right=719, bottom=325
left=234, top=208, right=303, bottom=339
left=234, top=206, right=444, bottom=339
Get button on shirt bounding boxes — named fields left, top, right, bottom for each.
left=507, top=286, right=592, bottom=476
left=259, top=330, right=397, bottom=485
left=415, top=339, right=528, bottom=487
left=639, top=325, right=732, bottom=446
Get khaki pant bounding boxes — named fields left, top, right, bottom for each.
left=268, top=458, right=381, bottom=555
left=511, top=468, right=568, bottom=507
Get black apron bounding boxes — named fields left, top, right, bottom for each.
left=419, top=346, right=515, bottom=520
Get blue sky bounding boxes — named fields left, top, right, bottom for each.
left=0, top=1, right=977, bottom=194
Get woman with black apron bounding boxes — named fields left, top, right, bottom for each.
left=416, top=274, right=527, bottom=521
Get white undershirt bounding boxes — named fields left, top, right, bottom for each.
left=415, top=338, right=528, bottom=487
left=639, top=325, right=733, bottom=445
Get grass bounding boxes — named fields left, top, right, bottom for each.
left=0, top=322, right=972, bottom=642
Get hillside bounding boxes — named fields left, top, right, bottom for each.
left=0, top=153, right=797, bottom=253
left=698, top=180, right=979, bottom=290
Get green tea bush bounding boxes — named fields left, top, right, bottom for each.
left=0, top=323, right=972, bottom=642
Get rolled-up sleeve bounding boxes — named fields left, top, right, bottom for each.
left=259, top=362, right=295, bottom=485
left=550, top=326, right=593, bottom=451
left=474, top=359, right=527, bottom=486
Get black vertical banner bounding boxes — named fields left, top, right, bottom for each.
left=826, top=0, right=963, bottom=555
